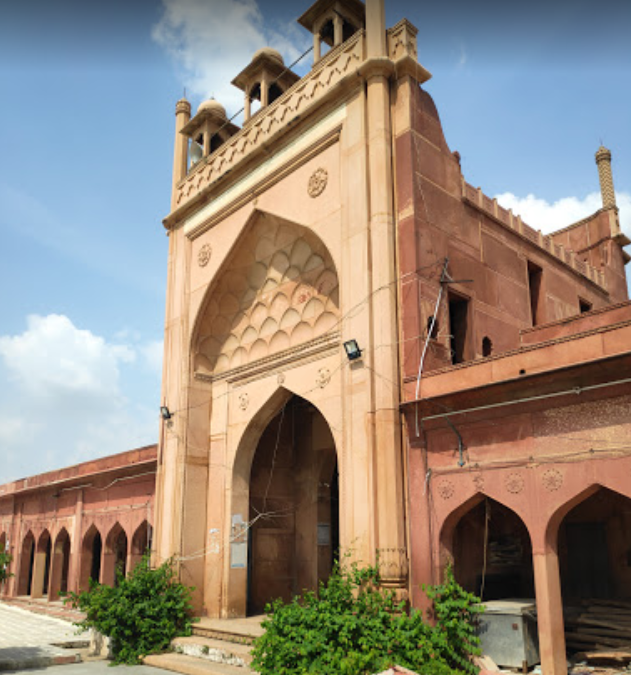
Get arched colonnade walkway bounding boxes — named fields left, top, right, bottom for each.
left=417, top=454, right=631, bottom=675
left=2, top=519, right=151, bottom=600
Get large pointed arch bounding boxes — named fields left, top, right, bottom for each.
left=440, top=493, right=534, bottom=601
left=192, top=211, right=340, bottom=378
left=80, top=524, right=102, bottom=589
left=49, top=528, right=71, bottom=599
left=103, top=523, right=128, bottom=586
left=227, top=386, right=340, bottom=617
left=17, top=530, right=35, bottom=596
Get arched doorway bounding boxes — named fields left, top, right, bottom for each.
left=447, top=497, right=534, bottom=601
left=0, top=532, right=8, bottom=590
left=130, top=520, right=150, bottom=571
left=558, top=487, right=631, bottom=655
left=80, top=525, right=102, bottom=589
left=104, top=524, right=128, bottom=586
left=31, top=530, right=52, bottom=598
left=49, top=529, right=71, bottom=599
left=245, top=394, right=339, bottom=615
left=17, top=531, right=35, bottom=596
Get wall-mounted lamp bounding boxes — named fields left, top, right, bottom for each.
left=343, top=339, right=363, bottom=361
left=160, top=406, right=172, bottom=420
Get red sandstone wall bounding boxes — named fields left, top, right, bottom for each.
left=395, top=84, right=628, bottom=388
left=0, top=445, right=157, bottom=599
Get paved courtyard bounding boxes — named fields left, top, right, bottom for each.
left=0, top=602, right=90, bottom=670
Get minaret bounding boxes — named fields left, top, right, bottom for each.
left=171, top=98, right=191, bottom=210
left=595, top=145, right=617, bottom=209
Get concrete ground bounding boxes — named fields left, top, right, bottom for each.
left=0, top=663, right=167, bottom=675
left=0, top=601, right=90, bottom=671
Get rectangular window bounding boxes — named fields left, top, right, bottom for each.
left=448, top=293, right=469, bottom=365
left=527, top=261, right=544, bottom=326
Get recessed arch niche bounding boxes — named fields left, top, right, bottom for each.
left=193, top=213, right=340, bottom=377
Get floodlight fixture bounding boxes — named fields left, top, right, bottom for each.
left=343, top=339, right=362, bottom=361
left=160, top=406, right=172, bottom=420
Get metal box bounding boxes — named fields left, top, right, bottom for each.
left=477, top=599, right=540, bottom=670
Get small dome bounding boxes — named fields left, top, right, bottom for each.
left=197, top=98, right=227, bottom=118
left=251, top=47, right=284, bottom=65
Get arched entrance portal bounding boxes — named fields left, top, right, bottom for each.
left=246, top=394, right=339, bottom=615
left=448, top=497, right=534, bottom=601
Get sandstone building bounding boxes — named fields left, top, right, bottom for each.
left=1, top=2, right=629, bottom=675
left=154, top=1, right=630, bottom=673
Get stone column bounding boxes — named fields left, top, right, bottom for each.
left=244, top=90, right=251, bottom=122
left=364, top=0, right=407, bottom=591
left=313, top=32, right=321, bottom=63
left=333, top=15, right=343, bottom=46
left=532, top=548, right=567, bottom=675
left=261, top=74, right=270, bottom=108
left=595, top=145, right=616, bottom=209
left=171, top=98, right=191, bottom=210
left=69, top=489, right=83, bottom=593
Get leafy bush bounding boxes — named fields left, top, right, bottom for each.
left=251, top=559, right=482, bottom=675
left=0, top=551, right=12, bottom=584
left=65, top=556, right=194, bottom=665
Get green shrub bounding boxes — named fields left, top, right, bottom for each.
left=0, top=551, right=12, bottom=584
left=251, top=559, right=482, bottom=675
left=425, top=565, right=484, bottom=675
left=64, top=556, right=195, bottom=665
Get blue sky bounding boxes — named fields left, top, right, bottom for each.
left=0, top=0, right=629, bottom=484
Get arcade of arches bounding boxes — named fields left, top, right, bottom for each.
left=0, top=445, right=156, bottom=601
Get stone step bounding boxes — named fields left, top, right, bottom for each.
left=172, top=635, right=253, bottom=667
left=144, top=652, right=255, bottom=675
left=192, top=617, right=264, bottom=647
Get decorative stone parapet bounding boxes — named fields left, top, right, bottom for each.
left=173, top=31, right=366, bottom=212
left=387, top=19, right=418, bottom=62
left=462, top=179, right=606, bottom=290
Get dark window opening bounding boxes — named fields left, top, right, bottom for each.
left=448, top=293, right=469, bottom=365
left=90, top=533, right=102, bottom=583
left=268, top=83, right=283, bottom=105
left=579, top=298, right=592, bottom=314
left=342, top=22, right=356, bottom=42
left=320, top=19, right=335, bottom=45
left=482, top=336, right=493, bottom=357
left=249, top=82, right=261, bottom=101
left=42, top=537, right=52, bottom=595
left=427, top=316, right=439, bottom=340
left=210, top=134, right=223, bottom=154
left=527, top=261, right=544, bottom=326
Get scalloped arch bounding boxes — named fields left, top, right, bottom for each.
left=194, top=214, right=339, bottom=375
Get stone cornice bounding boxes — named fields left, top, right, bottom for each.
left=194, top=331, right=340, bottom=386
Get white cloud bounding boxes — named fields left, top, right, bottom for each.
left=141, top=340, right=164, bottom=375
left=495, top=190, right=631, bottom=240
left=0, top=315, right=159, bottom=484
left=0, top=314, right=134, bottom=399
left=152, top=0, right=308, bottom=115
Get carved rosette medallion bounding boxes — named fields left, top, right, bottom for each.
left=316, top=367, right=331, bottom=389
left=238, top=393, right=249, bottom=411
left=198, top=244, right=212, bottom=267
left=308, top=168, right=328, bottom=198
left=505, top=472, right=525, bottom=494
left=472, top=474, right=485, bottom=492
left=437, top=480, right=455, bottom=500
left=542, top=469, right=563, bottom=492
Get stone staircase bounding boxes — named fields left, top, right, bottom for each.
left=144, top=616, right=264, bottom=675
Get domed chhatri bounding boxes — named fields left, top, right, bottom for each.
left=251, top=47, right=284, bottom=65
left=197, top=98, right=227, bottom=119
